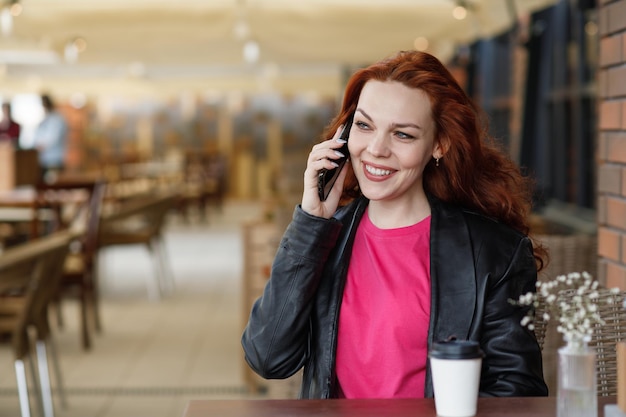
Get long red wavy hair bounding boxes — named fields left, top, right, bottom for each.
left=322, top=50, right=547, bottom=271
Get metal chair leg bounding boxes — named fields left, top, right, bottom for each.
left=146, top=242, right=163, bottom=302
left=91, top=259, right=103, bottom=333
left=14, top=359, right=32, bottom=417
left=153, top=236, right=175, bottom=294
left=80, top=289, right=92, bottom=350
left=27, top=351, right=46, bottom=417
left=35, top=340, right=55, bottom=417
left=44, top=336, right=68, bottom=409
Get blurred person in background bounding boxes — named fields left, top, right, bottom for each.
left=0, top=102, right=21, bottom=148
left=32, top=93, right=68, bottom=182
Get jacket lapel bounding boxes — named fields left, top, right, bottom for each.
left=424, top=199, right=478, bottom=397
left=429, top=199, right=477, bottom=343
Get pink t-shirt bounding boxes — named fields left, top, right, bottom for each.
left=336, top=210, right=431, bottom=398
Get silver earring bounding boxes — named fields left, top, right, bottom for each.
left=435, top=157, right=439, bottom=167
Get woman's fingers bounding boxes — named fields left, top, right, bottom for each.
left=304, top=125, right=345, bottom=178
left=301, top=125, right=349, bottom=218
left=308, top=134, right=347, bottom=166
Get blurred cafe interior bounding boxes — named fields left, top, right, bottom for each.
left=0, top=0, right=624, bottom=416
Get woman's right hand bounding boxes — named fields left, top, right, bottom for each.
left=301, top=125, right=350, bottom=219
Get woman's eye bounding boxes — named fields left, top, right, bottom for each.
left=355, top=121, right=370, bottom=130
left=395, top=131, right=415, bottom=140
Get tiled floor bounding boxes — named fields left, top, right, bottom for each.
left=0, top=200, right=275, bottom=417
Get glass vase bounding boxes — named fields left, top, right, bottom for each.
left=557, top=337, right=597, bottom=417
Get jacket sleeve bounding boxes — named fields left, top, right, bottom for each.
left=241, top=206, right=342, bottom=379
left=479, top=237, right=549, bottom=397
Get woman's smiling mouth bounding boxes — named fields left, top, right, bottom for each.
left=364, top=163, right=395, bottom=178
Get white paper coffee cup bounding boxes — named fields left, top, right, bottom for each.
left=429, top=340, right=483, bottom=417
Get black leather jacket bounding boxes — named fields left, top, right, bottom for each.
left=242, top=196, right=548, bottom=399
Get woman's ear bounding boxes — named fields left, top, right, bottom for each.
left=432, top=141, right=446, bottom=160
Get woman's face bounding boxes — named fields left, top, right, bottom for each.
left=348, top=80, right=440, bottom=204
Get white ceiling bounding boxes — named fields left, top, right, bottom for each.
left=0, top=0, right=558, bottom=98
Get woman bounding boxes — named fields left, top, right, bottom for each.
left=241, top=50, right=548, bottom=399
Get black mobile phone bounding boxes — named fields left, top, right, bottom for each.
left=317, top=115, right=353, bottom=201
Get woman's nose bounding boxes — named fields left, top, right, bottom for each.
left=366, top=133, right=391, bottom=158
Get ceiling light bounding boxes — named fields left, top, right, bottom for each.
left=64, top=37, right=87, bottom=63
left=452, top=6, right=467, bottom=20
left=65, top=44, right=81, bottom=64
left=233, top=0, right=250, bottom=41
left=74, top=37, right=87, bottom=53
left=1, top=7, right=12, bottom=36
left=9, top=2, right=21, bottom=16
left=0, top=0, right=21, bottom=36
left=233, top=19, right=249, bottom=40
left=414, top=37, right=429, bottom=51
left=243, top=40, right=259, bottom=64
left=69, top=92, right=87, bottom=109
left=64, top=43, right=78, bottom=63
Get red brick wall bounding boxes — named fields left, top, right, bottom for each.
left=598, top=0, right=626, bottom=288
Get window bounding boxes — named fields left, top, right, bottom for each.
left=519, top=0, right=598, bottom=209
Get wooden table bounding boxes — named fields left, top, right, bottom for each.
left=0, top=187, right=41, bottom=222
left=0, top=187, right=54, bottom=245
left=0, top=186, right=38, bottom=207
left=0, top=177, right=99, bottom=210
left=0, top=180, right=94, bottom=238
left=183, top=396, right=617, bottom=417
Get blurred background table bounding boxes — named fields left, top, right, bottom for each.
left=0, top=177, right=96, bottom=249
left=0, top=186, right=53, bottom=248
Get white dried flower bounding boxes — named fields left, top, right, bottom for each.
left=509, top=271, right=622, bottom=342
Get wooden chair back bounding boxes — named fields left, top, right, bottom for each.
left=98, top=192, right=179, bottom=301
left=33, top=178, right=106, bottom=349
left=31, top=177, right=105, bottom=238
left=0, top=230, right=74, bottom=355
left=0, top=230, right=73, bottom=417
left=99, top=192, right=178, bottom=244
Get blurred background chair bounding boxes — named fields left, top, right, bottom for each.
left=176, top=150, right=227, bottom=223
left=99, top=192, right=179, bottom=301
left=0, top=230, right=74, bottom=417
left=33, top=178, right=107, bottom=351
